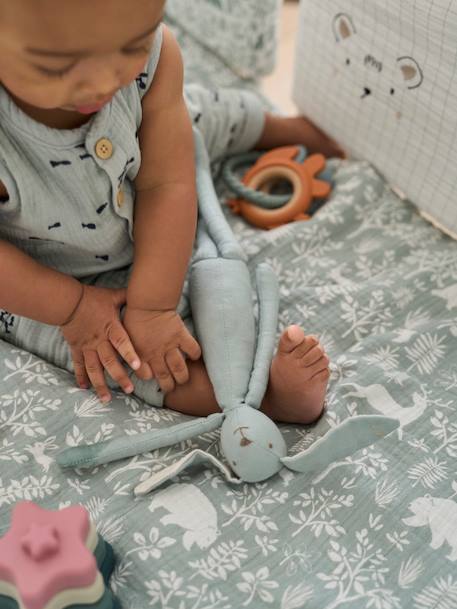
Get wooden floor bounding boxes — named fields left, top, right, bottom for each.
left=261, top=0, right=300, bottom=114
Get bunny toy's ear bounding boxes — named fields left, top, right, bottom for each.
left=281, top=415, right=399, bottom=473
left=397, top=56, right=424, bottom=90
left=333, top=13, right=356, bottom=42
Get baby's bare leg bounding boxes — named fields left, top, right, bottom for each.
left=164, top=357, right=220, bottom=417
left=165, top=325, right=329, bottom=424
left=256, top=113, right=344, bottom=159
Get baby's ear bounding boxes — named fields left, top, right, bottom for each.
left=397, top=56, right=424, bottom=90
left=333, top=13, right=357, bottom=42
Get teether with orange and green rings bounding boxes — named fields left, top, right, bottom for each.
left=226, top=145, right=331, bottom=230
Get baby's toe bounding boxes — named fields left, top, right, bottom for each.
left=300, top=343, right=328, bottom=367
left=291, top=335, right=320, bottom=359
left=307, top=355, right=331, bottom=379
left=313, top=367, right=331, bottom=382
left=278, top=325, right=306, bottom=354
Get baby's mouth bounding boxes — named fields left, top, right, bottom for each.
left=70, top=94, right=115, bottom=114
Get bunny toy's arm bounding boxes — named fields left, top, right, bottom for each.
left=57, top=412, right=224, bottom=470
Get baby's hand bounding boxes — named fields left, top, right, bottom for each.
left=123, top=307, right=201, bottom=394
left=60, top=285, right=141, bottom=402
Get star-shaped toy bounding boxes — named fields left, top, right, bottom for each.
left=20, top=522, right=59, bottom=561
left=0, top=501, right=97, bottom=609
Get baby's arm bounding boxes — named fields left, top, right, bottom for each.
left=0, top=206, right=140, bottom=401
left=128, top=27, right=195, bottom=309
left=0, top=234, right=83, bottom=326
left=125, top=27, right=201, bottom=391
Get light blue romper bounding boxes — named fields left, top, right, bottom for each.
left=0, top=24, right=265, bottom=407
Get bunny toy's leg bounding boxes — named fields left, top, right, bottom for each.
left=190, top=129, right=258, bottom=412
left=192, top=128, right=245, bottom=261
left=244, top=264, right=280, bottom=410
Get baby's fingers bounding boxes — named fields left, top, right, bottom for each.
left=150, top=356, right=175, bottom=394
left=71, top=348, right=90, bottom=390
left=98, top=341, right=134, bottom=395
left=165, top=348, right=189, bottom=386
left=84, top=349, right=111, bottom=403
left=180, top=332, right=201, bottom=361
left=134, top=361, right=154, bottom=382
left=108, top=320, right=142, bottom=372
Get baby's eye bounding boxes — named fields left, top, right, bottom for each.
left=34, top=64, right=75, bottom=79
left=122, top=30, right=156, bottom=57
left=123, top=43, right=152, bottom=56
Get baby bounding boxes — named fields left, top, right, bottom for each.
left=0, top=0, right=340, bottom=424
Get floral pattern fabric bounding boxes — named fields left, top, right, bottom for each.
left=1, top=159, right=457, bottom=609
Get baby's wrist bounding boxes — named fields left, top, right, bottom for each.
left=59, top=282, right=85, bottom=327
left=125, top=303, right=175, bottom=316
left=126, top=287, right=178, bottom=313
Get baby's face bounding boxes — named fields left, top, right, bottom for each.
left=0, top=0, right=165, bottom=113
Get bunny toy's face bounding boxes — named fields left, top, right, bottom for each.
left=220, top=406, right=287, bottom=482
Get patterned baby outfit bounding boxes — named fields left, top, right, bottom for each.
left=0, top=24, right=265, bottom=407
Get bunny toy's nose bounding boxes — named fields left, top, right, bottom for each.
left=361, top=87, right=372, bottom=98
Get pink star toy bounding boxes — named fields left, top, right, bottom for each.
left=0, top=501, right=119, bottom=609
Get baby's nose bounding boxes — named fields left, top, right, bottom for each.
left=77, top=60, right=122, bottom=98
left=94, top=71, right=121, bottom=97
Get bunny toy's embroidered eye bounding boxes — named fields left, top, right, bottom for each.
left=346, top=58, right=351, bottom=66
left=390, top=88, right=395, bottom=95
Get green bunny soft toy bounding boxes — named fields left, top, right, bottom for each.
left=57, top=129, right=398, bottom=495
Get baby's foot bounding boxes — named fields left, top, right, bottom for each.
left=291, top=116, right=345, bottom=159
left=262, top=325, right=329, bottom=424
left=257, top=113, right=345, bottom=159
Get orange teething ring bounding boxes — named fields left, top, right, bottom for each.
left=228, top=146, right=331, bottom=230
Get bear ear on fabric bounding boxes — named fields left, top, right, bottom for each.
left=397, top=56, right=424, bottom=90
left=332, top=13, right=357, bottom=42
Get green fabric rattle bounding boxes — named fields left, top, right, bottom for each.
left=57, top=129, right=398, bottom=496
